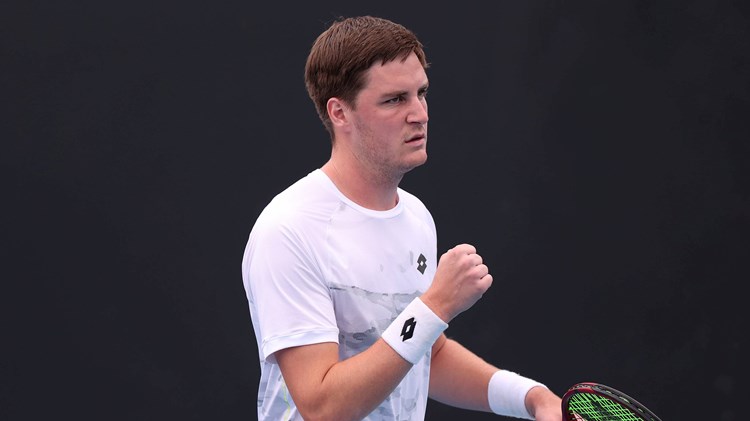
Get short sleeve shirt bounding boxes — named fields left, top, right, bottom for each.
left=242, top=169, right=438, bottom=420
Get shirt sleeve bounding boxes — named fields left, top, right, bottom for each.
left=244, top=216, right=339, bottom=363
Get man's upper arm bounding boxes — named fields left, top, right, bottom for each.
left=274, top=342, right=341, bottom=402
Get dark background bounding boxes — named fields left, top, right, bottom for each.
left=3, top=1, right=748, bottom=420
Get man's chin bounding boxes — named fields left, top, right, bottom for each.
left=402, top=154, right=428, bottom=173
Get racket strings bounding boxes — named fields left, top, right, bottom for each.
left=567, top=393, right=642, bottom=421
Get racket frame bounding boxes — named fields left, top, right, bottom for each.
left=561, top=382, right=662, bottom=421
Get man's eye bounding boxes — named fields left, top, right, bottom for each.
left=386, top=96, right=403, bottom=104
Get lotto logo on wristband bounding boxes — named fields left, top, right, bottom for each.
left=400, top=317, right=416, bottom=341
left=382, top=298, right=447, bottom=364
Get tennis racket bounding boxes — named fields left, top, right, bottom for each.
left=561, top=382, right=662, bottom=421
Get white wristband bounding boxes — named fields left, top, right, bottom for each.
left=381, top=297, right=448, bottom=364
left=488, top=370, right=546, bottom=419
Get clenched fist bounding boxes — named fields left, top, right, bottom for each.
left=420, top=244, right=493, bottom=322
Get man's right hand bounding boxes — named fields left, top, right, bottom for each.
left=420, top=243, right=493, bottom=322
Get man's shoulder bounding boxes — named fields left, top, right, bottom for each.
left=397, top=187, right=431, bottom=215
left=255, top=169, right=338, bottom=230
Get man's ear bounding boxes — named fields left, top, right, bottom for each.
left=327, top=97, right=349, bottom=128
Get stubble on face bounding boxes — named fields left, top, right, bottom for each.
left=348, top=56, right=429, bottom=187
left=350, top=115, right=426, bottom=186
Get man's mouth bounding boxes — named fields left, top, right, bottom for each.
left=406, top=133, right=426, bottom=142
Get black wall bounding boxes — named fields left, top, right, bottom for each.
left=4, top=1, right=748, bottom=420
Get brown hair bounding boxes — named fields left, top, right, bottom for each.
left=304, top=16, right=429, bottom=139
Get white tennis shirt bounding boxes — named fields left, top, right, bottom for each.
left=242, top=169, right=438, bottom=420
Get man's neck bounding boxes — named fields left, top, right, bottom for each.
left=321, top=160, right=401, bottom=211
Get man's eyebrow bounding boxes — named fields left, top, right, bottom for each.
left=380, top=90, right=409, bottom=99
left=381, top=84, right=429, bottom=98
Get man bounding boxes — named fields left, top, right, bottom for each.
left=242, top=15, right=562, bottom=420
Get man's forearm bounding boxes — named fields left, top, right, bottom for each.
left=428, top=337, right=497, bottom=411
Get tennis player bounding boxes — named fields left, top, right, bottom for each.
left=241, top=15, right=563, bottom=421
